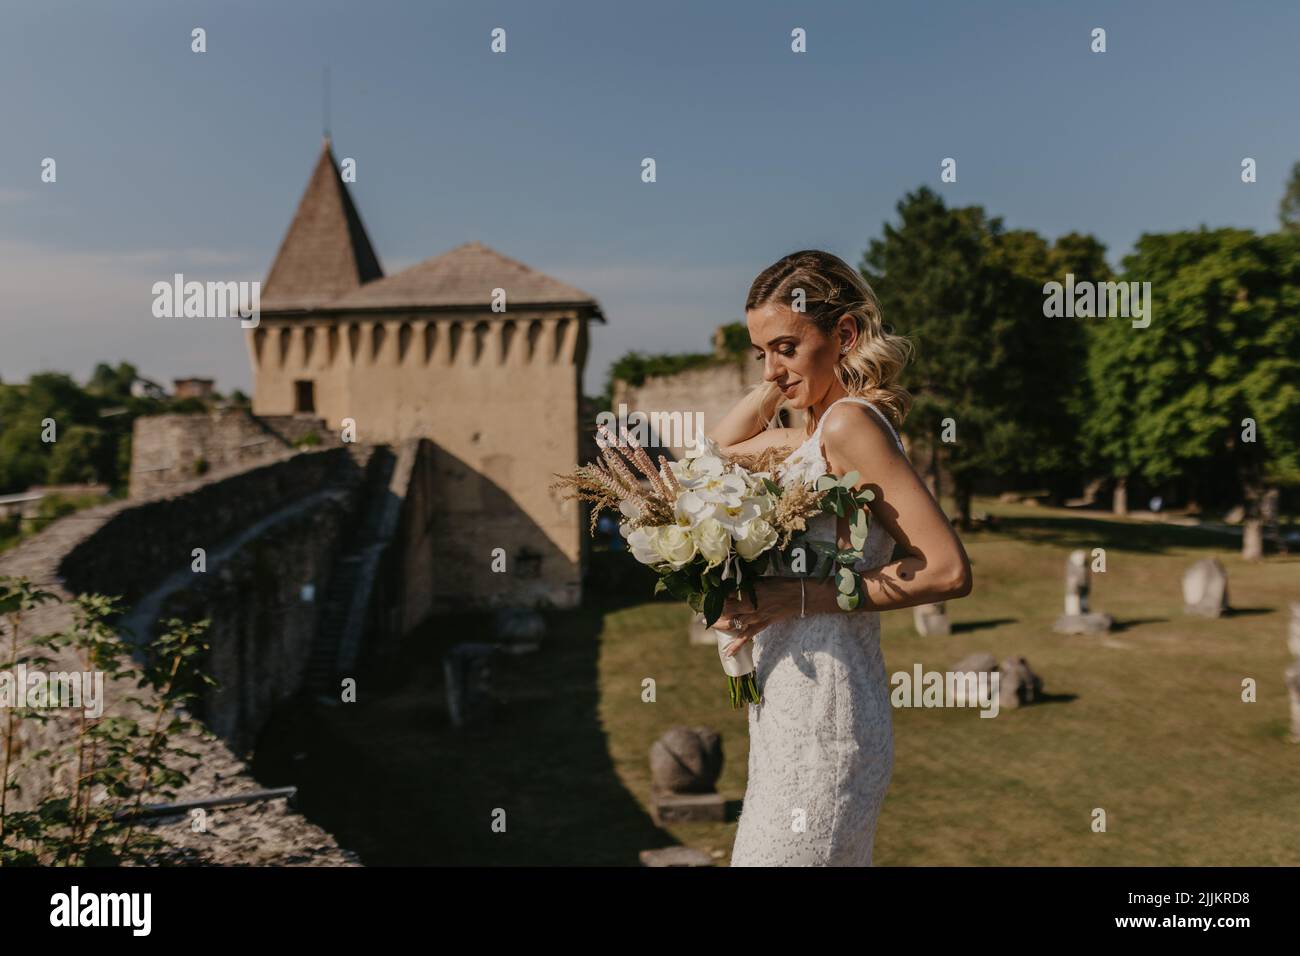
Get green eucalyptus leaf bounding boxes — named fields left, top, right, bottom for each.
left=702, top=588, right=725, bottom=627
left=763, top=477, right=783, bottom=497
left=836, top=568, right=857, bottom=595
left=838, top=470, right=860, bottom=488
left=815, top=475, right=838, bottom=492
left=663, top=572, right=693, bottom=601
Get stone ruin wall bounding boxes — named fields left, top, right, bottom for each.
left=611, top=358, right=767, bottom=459
left=248, top=311, right=592, bottom=610
left=0, top=449, right=372, bottom=863
left=129, top=407, right=339, bottom=499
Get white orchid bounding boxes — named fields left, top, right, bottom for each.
left=682, top=433, right=724, bottom=461
left=669, top=453, right=726, bottom=485
left=713, top=496, right=766, bottom=535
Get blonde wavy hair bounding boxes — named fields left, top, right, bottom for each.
left=745, top=249, right=914, bottom=436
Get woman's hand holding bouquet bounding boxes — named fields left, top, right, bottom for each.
left=554, top=424, right=874, bottom=709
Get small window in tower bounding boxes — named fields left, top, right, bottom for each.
left=294, top=380, right=316, bottom=414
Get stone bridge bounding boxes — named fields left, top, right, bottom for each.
left=0, top=430, right=438, bottom=865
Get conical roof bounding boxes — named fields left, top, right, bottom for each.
left=261, top=140, right=383, bottom=311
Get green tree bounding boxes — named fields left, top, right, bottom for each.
left=1279, top=161, right=1300, bottom=234
left=861, top=187, right=1097, bottom=525
left=1086, top=227, right=1300, bottom=557
left=47, top=425, right=109, bottom=484
left=86, top=362, right=138, bottom=403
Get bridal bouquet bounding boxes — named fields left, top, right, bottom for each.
left=554, top=424, right=874, bottom=708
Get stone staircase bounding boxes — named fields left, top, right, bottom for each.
left=304, top=441, right=418, bottom=702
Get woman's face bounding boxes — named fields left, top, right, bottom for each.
left=747, top=301, right=844, bottom=410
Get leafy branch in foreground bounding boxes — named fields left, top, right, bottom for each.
left=0, top=577, right=217, bottom=866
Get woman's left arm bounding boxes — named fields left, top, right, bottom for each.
left=719, top=404, right=972, bottom=655
left=812, top=404, right=972, bottom=610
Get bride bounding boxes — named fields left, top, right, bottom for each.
left=710, top=250, right=973, bottom=866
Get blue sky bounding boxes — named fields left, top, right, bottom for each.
left=2, top=0, right=1298, bottom=395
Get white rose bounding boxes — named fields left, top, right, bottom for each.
left=653, top=525, right=697, bottom=569
left=692, top=517, right=731, bottom=568
left=734, top=518, right=778, bottom=561
left=623, top=523, right=662, bottom=565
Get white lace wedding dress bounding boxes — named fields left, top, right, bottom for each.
left=729, top=396, right=902, bottom=867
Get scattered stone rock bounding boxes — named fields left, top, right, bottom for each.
left=997, top=656, right=1043, bottom=709
left=650, top=726, right=722, bottom=793
left=913, top=602, right=951, bottom=636
left=1054, top=612, right=1115, bottom=635
left=493, top=607, right=546, bottom=642
left=1182, top=557, right=1229, bottom=618
left=649, top=790, right=727, bottom=824
left=951, top=652, right=997, bottom=675
left=948, top=653, right=1042, bottom=710
left=649, top=726, right=726, bottom=824
left=1063, top=549, right=1090, bottom=616
left=1287, top=603, right=1300, bottom=743
left=1053, top=549, right=1113, bottom=634
left=639, top=846, right=714, bottom=867
left=1287, top=602, right=1300, bottom=660
left=443, top=642, right=497, bottom=728
left=1287, top=661, right=1300, bottom=744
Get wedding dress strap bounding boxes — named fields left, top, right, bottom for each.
left=813, top=396, right=904, bottom=450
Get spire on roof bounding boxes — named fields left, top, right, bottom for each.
left=262, top=141, right=383, bottom=311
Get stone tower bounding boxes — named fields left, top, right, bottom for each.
left=249, top=140, right=605, bottom=609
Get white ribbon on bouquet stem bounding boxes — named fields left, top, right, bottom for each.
left=714, top=552, right=755, bottom=677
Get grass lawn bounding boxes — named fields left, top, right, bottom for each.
left=259, top=496, right=1300, bottom=865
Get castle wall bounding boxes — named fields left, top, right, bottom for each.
left=611, top=358, right=768, bottom=458
left=0, top=452, right=367, bottom=863
left=64, top=448, right=361, bottom=606
left=157, top=493, right=357, bottom=755
left=247, top=312, right=588, bottom=609
left=129, top=407, right=335, bottom=499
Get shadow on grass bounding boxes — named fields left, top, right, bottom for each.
left=1110, top=617, right=1170, bottom=632
left=1027, top=691, right=1078, bottom=706
left=251, top=548, right=680, bottom=865
left=951, top=618, right=1018, bottom=634
left=978, top=511, right=1253, bottom=555
left=1224, top=606, right=1274, bottom=618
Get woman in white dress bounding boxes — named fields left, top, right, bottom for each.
left=711, top=250, right=973, bottom=866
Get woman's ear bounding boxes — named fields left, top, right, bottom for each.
left=837, top=318, right=857, bottom=353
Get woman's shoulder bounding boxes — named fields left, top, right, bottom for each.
left=820, top=399, right=901, bottom=452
